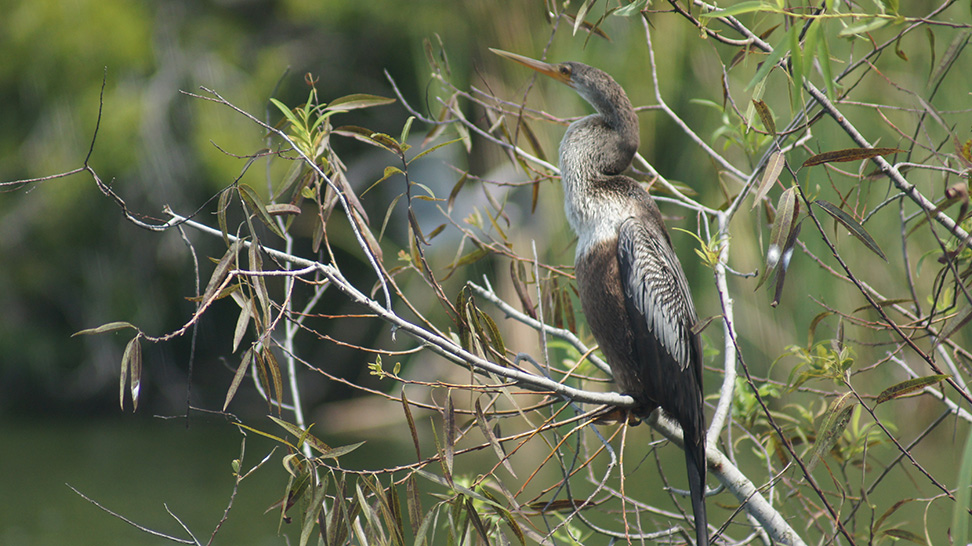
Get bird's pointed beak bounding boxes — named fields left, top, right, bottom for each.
left=490, top=48, right=573, bottom=87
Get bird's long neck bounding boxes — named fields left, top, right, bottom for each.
left=559, top=77, right=640, bottom=255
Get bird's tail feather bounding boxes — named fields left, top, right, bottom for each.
left=683, top=425, right=708, bottom=545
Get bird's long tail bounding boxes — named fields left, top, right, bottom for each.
left=683, top=421, right=709, bottom=545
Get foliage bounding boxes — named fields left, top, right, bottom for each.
left=5, top=0, right=972, bottom=544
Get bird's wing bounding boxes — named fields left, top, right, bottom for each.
left=616, top=217, right=699, bottom=373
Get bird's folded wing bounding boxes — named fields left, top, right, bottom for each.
left=616, top=217, right=698, bottom=373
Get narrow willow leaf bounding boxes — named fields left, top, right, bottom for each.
left=447, top=172, right=468, bottom=214
left=408, top=137, right=462, bottom=165
left=73, top=321, right=135, bottom=337
left=238, top=184, right=285, bottom=239
left=894, top=35, right=909, bottom=61
left=264, top=203, right=302, bottom=216
left=224, top=347, right=253, bottom=411
left=406, top=473, right=422, bottom=537
left=803, top=147, right=905, bottom=167
left=402, top=390, right=421, bottom=460
left=752, top=99, right=776, bottom=136
left=881, top=528, right=929, bottom=545
left=445, top=391, right=456, bottom=477
left=700, top=0, right=773, bottom=17
left=746, top=24, right=799, bottom=90
left=299, top=479, right=328, bottom=546
left=388, top=477, right=405, bottom=546
left=232, top=300, right=252, bottom=353
left=756, top=186, right=798, bottom=290
left=813, top=200, right=888, bottom=261
left=326, top=93, right=396, bottom=113
left=128, top=337, right=142, bottom=411
left=217, top=188, right=232, bottom=246
left=928, top=31, right=970, bottom=88
left=263, top=347, right=284, bottom=412
left=319, top=441, right=367, bottom=461
left=789, top=20, right=804, bottom=93
left=476, top=309, right=506, bottom=357
left=837, top=17, right=890, bottom=38
left=939, top=305, right=972, bottom=346
left=465, top=497, right=490, bottom=542
left=875, top=375, right=949, bottom=405
left=413, top=506, right=436, bottom=546
left=752, top=150, right=786, bottom=210
left=119, top=336, right=139, bottom=411
left=249, top=239, right=270, bottom=321
left=771, top=220, right=801, bottom=308
left=817, top=30, right=836, bottom=101
left=952, top=420, right=972, bottom=546
left=573, top=0, right=596, bottom=35
left=803, top=19, right=821, bottom=84
left=475, top=400, right=517, bottom=477
left=805, top=392, right=856, bottom=471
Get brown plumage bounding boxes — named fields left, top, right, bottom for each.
left=493, top=49, right=708, bottom=545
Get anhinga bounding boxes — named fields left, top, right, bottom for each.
left=493, top=49, right=708, bottom=544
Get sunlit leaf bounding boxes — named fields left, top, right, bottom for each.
left=838, top=17, right=890, bottom=38
left=73, top=321, right=136, bottom=337
left=803, top=147, right=904, bottom=167
left=325, top=93, right=396, bottom=113
left=752, top=150, right=786, bottom=209
left=875, top=375, right=949, bottom=405
left=700, top=0, right=774, bottom=17
left=756, top=186, right=798, bottom=291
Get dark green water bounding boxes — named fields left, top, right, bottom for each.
left=0, top=417, right=298, bottom=545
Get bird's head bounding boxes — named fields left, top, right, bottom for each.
left=490, top=48, right=629, bottom=122
left=490, top=48, right=579, bottom=88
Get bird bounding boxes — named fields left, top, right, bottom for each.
left=492, top=48, right=708, bottom=545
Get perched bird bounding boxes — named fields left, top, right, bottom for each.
left=493, top=49, right=708, bottom=544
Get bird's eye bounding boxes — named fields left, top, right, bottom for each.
left=559, top=65, right=571, bottom=77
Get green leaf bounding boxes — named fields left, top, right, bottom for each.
left=813, top=200, right=888, bottom=261
left=952, top=422, right=972, bottom=546
left=573, top=0, right=596, bottom=35
left=700, top=0, right=774, bottom=17
left=805, top=392, right=856, bottom=471
left=881, top=528, right=929, bottom=545
left=325, top=93, right=396, bottom=113
left=752, top=99, right=776, bottom=136
left=614, top=0, right=647, bottom=16
left=756, top=186, right=798, bottom=291
left=223, top=347, right=253, bottom=411
left=875, top=375, right=950, bottom=405
left=269, top=97, right=303, bottom=129
left=817, top=31, right=836, bottom=101
left=119, top=336, right=141, bottom=411
left=752, top=150, right=786, bottom=210
left=73, top=321, right=136, bottom=337
left=238, top=184, right=286, bottom=239
left=399, top=115, right=415, bottom=144
left=803, top=147, right=904, bottom=166
left=408, top=137, right=462, bottom=165
left=838, top=17, right=890, bottom=38
left=202, top=240, right=242, bottom=304
left=746, top=24, right=798, bottom=90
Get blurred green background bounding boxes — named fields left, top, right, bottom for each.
left=2, top=0, right=970, bottom=543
